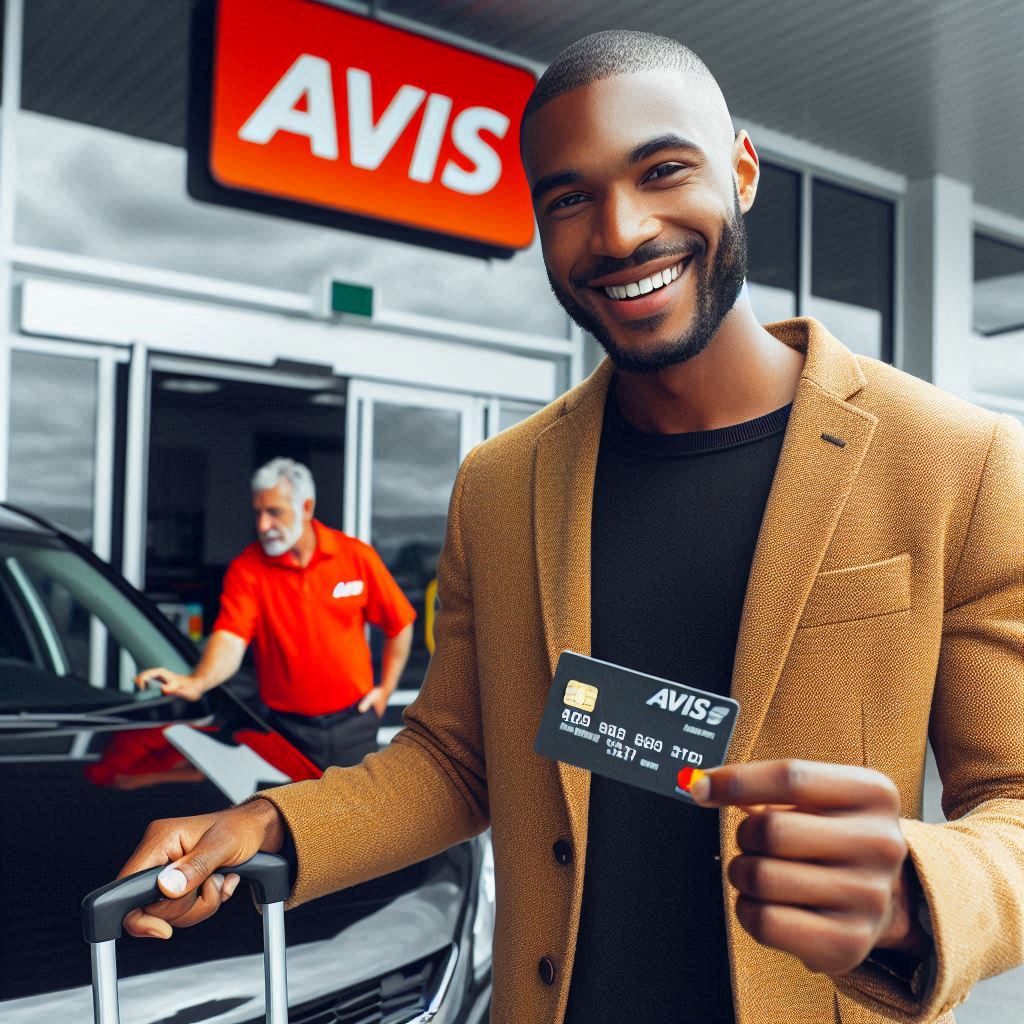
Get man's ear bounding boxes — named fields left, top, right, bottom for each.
left=732, top=130, right=759, bottom=214
left=303, top=497, right=315, bottom=521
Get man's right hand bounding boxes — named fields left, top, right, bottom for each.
left=134, top=668, right=207, bottom=702
left=120, top=799, right=286, bottom=940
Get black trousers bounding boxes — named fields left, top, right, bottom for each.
left=268, top=705, right=381, bottom=770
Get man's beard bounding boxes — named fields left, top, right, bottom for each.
left=547, top=193, right=748, bottom=374
left=258, top=504, right=304, bottom=557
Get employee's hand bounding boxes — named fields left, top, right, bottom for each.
left=119, top=798, right=286, bottom=940
left=692, top=759, right=927, bottom=975
left=135, top=667, right=207, bottom=702
left=357, top=687, right=389, bottom=718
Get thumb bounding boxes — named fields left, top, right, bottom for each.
left=357, top=695, right=371, bottom=712
left=157, top=834, right=235, bottom=900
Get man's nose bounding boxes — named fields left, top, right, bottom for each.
left=257, top=512, right=274, bottom=533
left=591, top=188, right=659, bottom=260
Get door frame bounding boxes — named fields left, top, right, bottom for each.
left=344, top=379, right=485, bottom=544
left=343, top=380, right=485, bottom=730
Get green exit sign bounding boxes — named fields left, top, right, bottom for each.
left=330, top=280, right=374, bottom=318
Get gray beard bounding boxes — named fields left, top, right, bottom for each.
left=258, top=506, right=304, bottom=556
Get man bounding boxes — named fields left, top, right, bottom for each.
left=136, top=457, right=416, bottom=769
left=119, top=33, right=1023, bottom=1024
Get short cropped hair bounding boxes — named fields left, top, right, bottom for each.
left=522, top=30, right=724, bottom=125
left=251, top=457, right=316, bottom=506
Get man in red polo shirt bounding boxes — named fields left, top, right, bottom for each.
left=136, top=457, right=416, bottom=769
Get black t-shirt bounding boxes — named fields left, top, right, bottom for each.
left=563, top=381, right=791, bottom=1024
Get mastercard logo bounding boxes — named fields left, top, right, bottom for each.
left=676, top=766, right=706, bottom=794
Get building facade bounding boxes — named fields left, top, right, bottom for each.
left=1, top=0, right=1022, bottom=716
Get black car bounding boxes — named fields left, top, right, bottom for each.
left=0, top=504, right=493, bottom=1024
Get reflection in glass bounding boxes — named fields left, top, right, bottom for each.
left=8, top=351, right=98, bottom=543
left=16, top=112, right=568, bottom=337
left=371, top=403, right=461, bottom=691
left=809, top=181, right=894, bottom=362
left=974, top=234, right=1024, bottom=336
left=746, top=162, right=800, bottom=324
left=497, top=401, right=544, bottom=435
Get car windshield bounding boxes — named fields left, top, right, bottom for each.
left=0, top=532, right=192, bottom=714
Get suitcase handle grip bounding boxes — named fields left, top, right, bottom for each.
left=82, top=852, right=290, bottom=943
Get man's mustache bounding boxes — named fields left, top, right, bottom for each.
left=571, top=239, right=706, bottom=289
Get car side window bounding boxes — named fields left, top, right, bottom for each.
left=0, top=568, right=40, bottom=666
left=17, top=565, right=91, bottom=679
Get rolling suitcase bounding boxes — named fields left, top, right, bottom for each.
left=82, top=853, right=291, bottom=1024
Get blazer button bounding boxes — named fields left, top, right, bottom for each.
left=538, top=956, right=557, bottom=985
left=552, top=839, right=572, bottom=865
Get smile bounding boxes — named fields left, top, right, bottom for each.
left=600, top=259, right=688, bottom=301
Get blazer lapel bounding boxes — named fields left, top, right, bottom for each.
left=728, top=320, right=878, bottom=763
left=530, top=319, right=878, bottom=836
left=532, top=360, right=612, bottom=848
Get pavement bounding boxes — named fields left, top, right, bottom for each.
left=920, top=745, right=1023, bottom=1022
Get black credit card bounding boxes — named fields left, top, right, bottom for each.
left=534, top=651, right=740, bottom=805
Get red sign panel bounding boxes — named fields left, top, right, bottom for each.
left=192, top=0, right=537, bottom=256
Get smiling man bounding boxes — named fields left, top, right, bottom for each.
left=118, top=31, right=1023, bottom=1024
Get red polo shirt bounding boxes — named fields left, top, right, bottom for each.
left=213, top=520, right=416, bottom=715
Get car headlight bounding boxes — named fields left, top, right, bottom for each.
left=471, top=831, right=495, bottom=981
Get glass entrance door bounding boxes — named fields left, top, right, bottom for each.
left=5, top=342, right=125, bottom=687
left=346, top=382, right=483, bottom=738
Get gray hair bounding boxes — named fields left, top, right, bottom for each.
left=251, top=457, right=316, bottom=506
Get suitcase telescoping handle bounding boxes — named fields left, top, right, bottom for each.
left=82, top=852, right=291, bottom=1024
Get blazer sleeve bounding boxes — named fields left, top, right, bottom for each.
left=836, top=413, right=1024, bottom=1021
left=255, top=446, right=490, bottom=907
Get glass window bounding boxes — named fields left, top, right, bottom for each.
left=808, top=180, right=894, bottom=362
left=974, top=233, right=1024, bottom=336
left=370, top=403, right=461, bottom=691
left=8, top=351, right=98, bottom=544
left=746, top=162, right=799, bottom=324
left=495, top=400, right=543, bottom=435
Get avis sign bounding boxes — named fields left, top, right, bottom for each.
left=188, top=0, right=537, bottom=258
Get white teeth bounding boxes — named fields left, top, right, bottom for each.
left=603, top=260, right=685, bottom=300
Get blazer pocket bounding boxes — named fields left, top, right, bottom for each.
left=799, top=552, right=912, bottom=628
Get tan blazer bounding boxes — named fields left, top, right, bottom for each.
left=262, top=318, right=1024, bottom=1024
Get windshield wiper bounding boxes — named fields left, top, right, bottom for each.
left=0, top=696, right=207, bottom=739
left=0, top=711, right=132, bottom=727
left=0, top=693, right=180, bottom=727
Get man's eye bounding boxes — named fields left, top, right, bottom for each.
left=645, top=162, right=686, bottom=182
left=550, top=192, right=587, bottom=212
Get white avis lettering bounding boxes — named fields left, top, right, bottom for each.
left=238, top=56, right=510, bottom=196
left=645, top=688, right=712, bottom=722
left=332, top=580, right=365, bottom=599
left=239, top=54, right=339, bottom=159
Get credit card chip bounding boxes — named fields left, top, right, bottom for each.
left=563, top=680, right=598, bottom=712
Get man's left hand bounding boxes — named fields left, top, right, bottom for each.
left=357, top=687, right=389, bottom=718
left=692, top=759, right=927, bottom=975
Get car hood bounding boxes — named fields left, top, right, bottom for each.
left=0, top=712, right=470, bottom=1019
